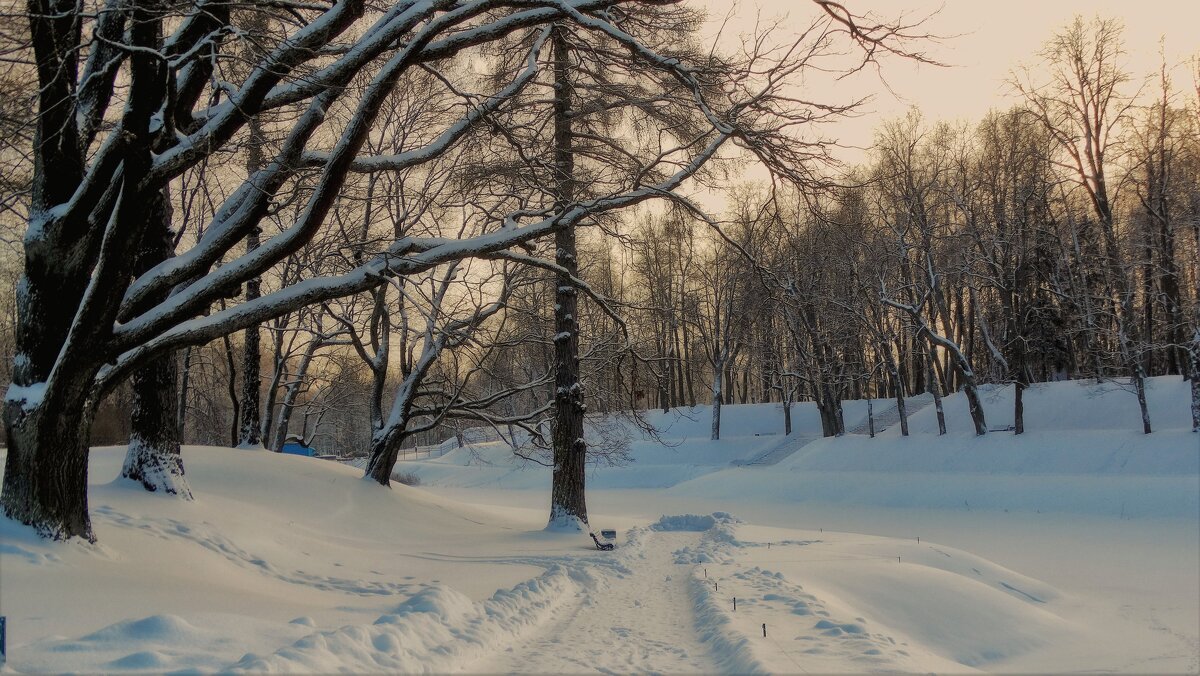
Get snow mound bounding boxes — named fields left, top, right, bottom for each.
left=544, top=511, right=586, bottom=532
left=651, top=513, right=719, bottom=531
left=379, top=584, right=476, bottom=623
left=231, top=568, right=578, bottom=673
left=81, top=614, right=201, bottom=643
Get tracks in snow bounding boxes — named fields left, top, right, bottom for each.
left=480, top=531, right=719, bottom=674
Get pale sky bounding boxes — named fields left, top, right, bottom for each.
left=700, top=0, right=1199, bottom=162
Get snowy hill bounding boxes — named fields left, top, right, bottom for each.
left=399, top=376, right=1198, bottom=517
left=0, top=376, right=1196, bottom=673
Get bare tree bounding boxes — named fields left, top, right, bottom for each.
left=1013, top=16, right=1152, bottom=434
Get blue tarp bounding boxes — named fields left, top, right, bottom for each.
left=281, top=443, right=317, bottom=457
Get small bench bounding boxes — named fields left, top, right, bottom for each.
left=590, top=532, right=614, bottom=551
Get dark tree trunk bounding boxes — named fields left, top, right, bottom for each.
left=673, top=322, right=686, bottom=407
left=547, top=26, right=587, bottom=529
left=1142, top=249, right=1156, bottom=375
left=365, top=428, right=403, bottom=486
left=1193, top=207, right=1200, bottom=433
left=1011, top=297, right=1028, bottom=436
left=237, top=116, right=265, bottom=447
left=124, top=186, right=190, bottom=497
left=866, top=396, right=875, bottom=438
left=833, top=395, right=845, bottom=435
left=234, top=7, right=271, bottom=448
left=926, top=348, right=946, bottom=435
left=883, top=344, right=909, bottom=437
left=260, top=332, right=285, bottom=449
left=221, top=328, right=240, bottom=446
left=3, top=393, right=97, bottom=541
left=1013, top=380, right=1026, bottom=435
left=814, top=377, right=844, bottom=438
left=124, top=351, right=190, bottom=497
left=1191, top=325, right=1200, bottom=433
left=3, top=0, right=165, bottom=540
left=682, top=316, right=696, bottom=406
left=177, top=347, right=192, bottom=436
left=710, top=350, right=724, bottom=440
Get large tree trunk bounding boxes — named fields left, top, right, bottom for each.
left=961, top=374, right=987, bottom=436
left=1, top=0, right=90, bottom=540
left=3, top=393, right=97, bottom=541
left=123, top=351, right=191, bottom=498
left=3, top=0, right=163, bottom=540
left=814, top=376, right=843, bottom=438
left=123, top=186, right=190, bottom=497
left=546, top=26, right=587, bottom=529
left=365, top=428, right=403, bottom=486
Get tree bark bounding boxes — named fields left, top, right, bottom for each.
left=710, top=349, right=724, bottom=440
left=3, top=393, right=97, bottom=541
left=260, top=328, right=286, bottom=448
left=883, top=342, right=909, bottom=437
left=926, top=347, right=946, bottom=435
left=547, top=26, right=587, bottom=529
left=1191, top=324, right=1200, bottom=433
left=237, top=115, right=265, bottom=448
left=124, top=351, right=191, bottom=497
left=866, top=396, right=875, bottom=437
left=365, top=427, right=403, bottom=486
left=124, top=186, right=190, bottom=497
left=221, top=326, right=240, bottom=446
left=177, top=347, right=192, bottom=437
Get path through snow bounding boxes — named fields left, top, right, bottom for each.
left=478, top=530, right=719, bottom=674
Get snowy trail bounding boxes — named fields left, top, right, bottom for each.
left=478, top=531, right=719, bottom=674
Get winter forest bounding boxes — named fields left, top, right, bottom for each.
left=0, top=0, right=1198, bottom=672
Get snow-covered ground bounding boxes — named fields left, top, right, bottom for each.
left=1, top=377, right=1197, bottom=673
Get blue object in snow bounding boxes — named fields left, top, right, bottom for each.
left=281, top=443, right=318, bottom=457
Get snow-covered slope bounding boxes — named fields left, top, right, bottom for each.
left=402, top=376, right=1197, bottom=516
left=0, top=376, right=1196, bottom=673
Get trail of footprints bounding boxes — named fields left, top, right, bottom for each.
left=724, top=565, right=914, bottom=669
left=93, top=505, right=420, bottom=597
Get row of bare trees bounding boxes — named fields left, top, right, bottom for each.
left=469, top=17, right=1200, bottom=443
left=105, top=11, right=1200, bottom=469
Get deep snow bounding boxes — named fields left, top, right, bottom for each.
left=0, top=376, right=1196, bottom=673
